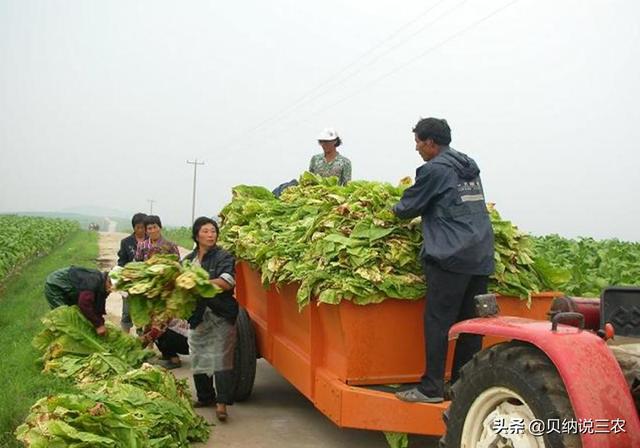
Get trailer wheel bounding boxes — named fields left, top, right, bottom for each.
left=232, top=308, right=257, bottom=402
left=442, top=341, right=580, bottom=448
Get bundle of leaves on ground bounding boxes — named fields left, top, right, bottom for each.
left=33, top=305, right=153, bottom=380
left=15, top=364, right=210, bottom=447
left=109, top=254, right=221, bottom=327
left=43, top=352, right=131, bottom=384
left=220, top=173, right=559, bottom=307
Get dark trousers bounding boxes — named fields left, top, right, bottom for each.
left=121, top=299, right=133, bottom=330
left=155, top=329, right=189, bottom=358
left=193, top=370, right=235, bottom=405
left=419, top=261, right=488, bottom=397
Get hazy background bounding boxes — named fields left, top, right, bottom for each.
left=1, top=0, right=638, bottom=240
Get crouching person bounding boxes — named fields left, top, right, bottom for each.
left=44, top=266, right=112, bottom=336
left=185, top=217, right=238, bottom=422
left=140, top=318, right=190, bottom=369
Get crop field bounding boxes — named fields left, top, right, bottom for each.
left=532, top=235, right=640, bottom=296
left=0, top=215, right=78, bottom=282
left=164, top=226, right=194, bottom=250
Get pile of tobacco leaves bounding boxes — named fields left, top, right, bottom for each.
left=16, top=306, right=210, bottom=447
left=220, top=172, right=561, bottom=307
left=110, top=254, right=221, bottom=327
left=32, top=305, right=154, bottom=381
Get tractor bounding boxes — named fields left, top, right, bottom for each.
left=441, top=287, right=640, bottom=448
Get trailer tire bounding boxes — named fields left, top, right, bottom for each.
left=442, top=341, right=580, bottom=448
left=232, top=308, right=257, bottom=402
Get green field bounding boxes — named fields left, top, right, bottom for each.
left=164, top=226, right=195, bottom=250
left=0, top=230, right=99, bottom=447
left=532, top=235, right=640, bottom=296
left=0, top=215, right=78, bottom=283
left=15, top=212, right=130, bottom=232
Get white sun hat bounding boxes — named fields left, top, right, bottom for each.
left=317, top=127, right=339, bottom=141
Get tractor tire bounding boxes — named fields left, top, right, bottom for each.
left=441, top=341, right=581, bottom=448
left=232, top=307, right=257, bottom=402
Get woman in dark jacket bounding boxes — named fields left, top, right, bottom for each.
left=185, top=216, right=238, bottom=422
left=44, top=266, right=112, bottom=336
left=117, top=212, right=147, bottom=333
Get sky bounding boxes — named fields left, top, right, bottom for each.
left=1, top=0, right=639, bottom=241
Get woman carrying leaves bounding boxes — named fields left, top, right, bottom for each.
left=184, top=216, right=238, bottom=422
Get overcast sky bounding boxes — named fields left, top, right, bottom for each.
left=1, top=0, right=638, bottom=241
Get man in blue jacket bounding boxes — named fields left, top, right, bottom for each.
left=393, top=118, right=495, bottom=403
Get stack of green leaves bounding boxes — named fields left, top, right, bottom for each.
left=19, top=307, right=211, bottom=446
left=15, top=364, right=210, bottom=447
left=43, top=353, right=131, bottom=384
left=220, top=173, right=424, bottom=307
left=532, top=235, right=640, bottom=296
left=488, top=204, right=570, bottom=298
left=110, top=254, right=222, bottom=327
left=220, top=173, right=558, bottom=307
left=33, top=305, right=154, bottom=377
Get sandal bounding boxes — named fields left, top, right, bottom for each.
left=216, top=406, right=228, bottom=422
left=395, top=387, right=444, bottom=403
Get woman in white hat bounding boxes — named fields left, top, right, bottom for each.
left=308, top=127, right=352, bottom=185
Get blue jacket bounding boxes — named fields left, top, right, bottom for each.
left=393, top=147, right=495, bottom=275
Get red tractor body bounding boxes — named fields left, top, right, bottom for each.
left=450, top=316, right=640, bottom=447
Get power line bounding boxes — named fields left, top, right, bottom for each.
left=263, top=0, right=470, bottom=123
left=147, top=199, right=156, bottom=215
left=298, top=0, right=521, bottom=123
left=220, top=0, right=453, bottom=147
left=225, top=0, right=518, bottom=152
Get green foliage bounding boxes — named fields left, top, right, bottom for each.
left=532, top=235, right=640, bottom=296
left=220, top=173, right=424, bottom=307
left=110, top=254, right=221, bottom=326
left=384, top=432, right=409, bottom=448
left=33, top=306, right=154, bottom=376
left=219, top=173, right=557, bottom=306
left=163, top=227, right=194, bottom=250
left=488, top=205, right=565, bottom=299
left=16, top=365, right=210, bottom=447
left=0, top=231, right=97, bottom=447
left=0, top=215, right=78, bottom=282
left=18, top=306, right=209, bottom=447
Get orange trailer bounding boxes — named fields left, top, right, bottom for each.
left=233, top=261, right=560, bottom=436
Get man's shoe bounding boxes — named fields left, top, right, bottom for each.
left=395, top=387, right=444, bottom=403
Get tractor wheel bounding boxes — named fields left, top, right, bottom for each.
left=441, top=341, right=581, bottom=448
left=232, top=308, right=257, bottom=402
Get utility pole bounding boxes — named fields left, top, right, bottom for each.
left=186, top=159, right=205, bottom=224
left=147, top=199, right=156, bottom=215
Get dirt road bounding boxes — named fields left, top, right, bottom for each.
left=98, top=231, right=127, bottom=326
left=97, top=232, right=439, bottom=448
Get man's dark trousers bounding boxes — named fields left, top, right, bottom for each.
left=419, top=260, right=489, bottom=397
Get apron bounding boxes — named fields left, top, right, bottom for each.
left=187, top=257, right=237, bottom=374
